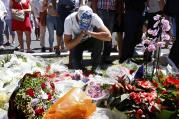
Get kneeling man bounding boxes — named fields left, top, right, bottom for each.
left=64, top=5, right=111, bottom=71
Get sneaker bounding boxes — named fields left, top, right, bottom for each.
left=0, top=45, right=4, bottom=50
left=4, top=42, right=11, bottom=46
left=49, top=47, right=53, bottom=52
left=41, top=47, right=46, bottom=52
left=15, top=46, right=20, bottom=51
left=54, top=46, right=60, bottom=55
left=55, top=47, right=60, bottom=55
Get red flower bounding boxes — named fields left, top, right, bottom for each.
left=161, top=90, right=167, bottom=94
left=48, top=73, right=57, bottom=79
left=130, top=92, right=141, bottom=104
left=149, top=105, right=156, bottom=112
left=35, top=107, right=44, bottom=116
left=129, top=70, right=135, bottom=74
left=32, top=72, right=41, bottom=78
left=26, top=88, right=35, bottom=97
left=41, top=83, right=46, bottom=89
left=152, top=80, right=158, bottom=88
left=137, top=80, right=155, bottom=90
left=50, top=83, right=55, bottom=91
left=46, top=65, right=51, bottom=73
left=47, top=93, right=52, bottom=100
left=136, top=109, right=143, bottom=115
left=136, top=109, right=143, bottom=119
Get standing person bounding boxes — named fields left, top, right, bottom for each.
left=91, top=0, right=122, bottom=65
left=39, top=0, right=47, bottom=52
left=31, top=0, right=48, bottom=52
left=0, top=0, right=7, bottom=50
left=164, top=0, right=179, bottom=68
left=119, top=0, right=147, bottom=63
left=46, top=0, right=57, bottom=52
left=2, top=0, right=15, bottom=46
left=10, top=0, right=34, bottom=53
left=64, top=5, right=111, bottom=72
left=55, top=0, right=79, bottom=55
left=31, top=0, right=40, bottom=41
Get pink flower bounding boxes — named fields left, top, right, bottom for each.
left=153, top=14, right=161, bottom=21
left=161, top=33, right=170, bottom=41
left=153, top=21, right=160, bottom=28
left=148, top=29, right=158, bottom=36
left=161, top=19, right=171, bottom=31
left=147, top=44, right=156, bottom=52
left=142, top=39, right=151, bottom=45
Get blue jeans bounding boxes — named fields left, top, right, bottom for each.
left=170, top=17, right=176, bottom=37
left=46, top=15, right=57, bottom=47
left=98, top=9, right=116, bottom=61
left=4, top=19, right=15, bottom=37
left=0, top=19, right=5, bottom=46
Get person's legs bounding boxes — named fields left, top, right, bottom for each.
left=4, top=20, right=10, bottom=44
left=116, top=32, right=123, bottom=59
left=0, top=19, right=5, bottom=47
left=16, top=30, right=24, bottom=51
left=119, top=11, right=143, bottom=63
left=98, top=10, right=115, bottom=64
left=46, top=15, right=56, bottom=50
left=70, top=43, right=85, bottom=69
left=56, top=15, right=67, bottom=54
left=169, top=15, right=179, bottom=68
left=90, top=38, right=103, bottom=70
left=39, top=23, right=46, bottom=49
left=25, top=31, right=32, bottom=52
left=5, top=19, right=15, bottom=44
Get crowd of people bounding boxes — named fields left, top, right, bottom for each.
left=0, top=0, right=178, bottom=71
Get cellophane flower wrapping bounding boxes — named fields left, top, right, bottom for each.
left=43, top=88, right=96, bottom=119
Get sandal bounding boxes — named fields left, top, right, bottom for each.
left=26, top=50, right=35, bottom=53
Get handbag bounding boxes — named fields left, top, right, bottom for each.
left=12, top=2, right=25, bottom=21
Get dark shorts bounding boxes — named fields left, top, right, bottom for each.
left=113, top=14, right=124, bottom=32
left=56, top=14, right=69, bottom=36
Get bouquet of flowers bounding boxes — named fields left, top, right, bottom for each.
left=154, top=74, right=179, bottom=117
left=8, top=67, right=58, bottom=119
left=104, top=76, right=161, bottom=119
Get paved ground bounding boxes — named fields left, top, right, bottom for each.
left=0, top=28, right=171, bottom=68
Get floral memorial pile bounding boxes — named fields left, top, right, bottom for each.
left=0, top=15, right=179, bottom=119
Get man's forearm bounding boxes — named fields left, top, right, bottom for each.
left=65, top=33, right=84, bottom=50
left=88, top=31, right=111, bottom=41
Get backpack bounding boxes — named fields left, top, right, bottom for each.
left=57, top=0, right=75, bottom=15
